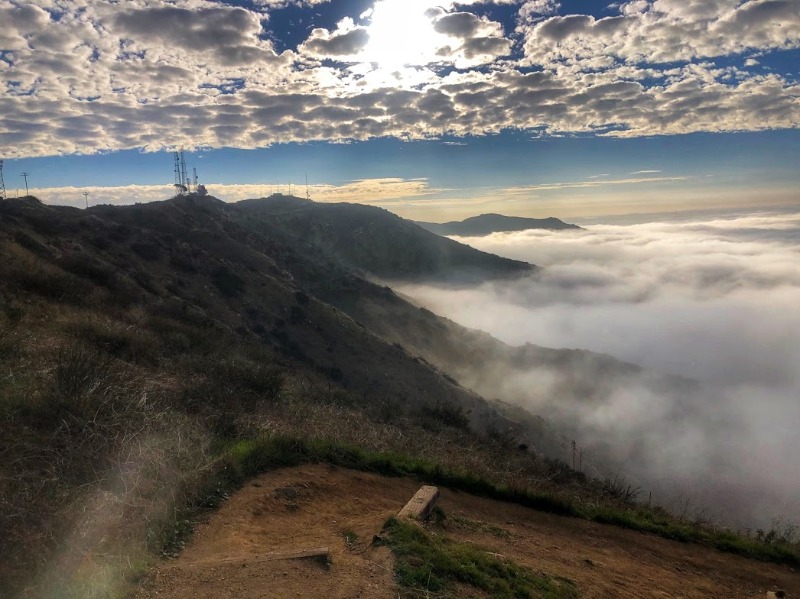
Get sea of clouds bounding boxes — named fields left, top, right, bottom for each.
left=399, top=207, right=800, bottom=528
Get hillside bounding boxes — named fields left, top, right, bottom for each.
left=135, top=464, right=800, bottom=599
left=418, top=213, right=581, bottom=236
left=226, top=196, right=698, bottom=469
left=235, top=196, right=536, bottom=283
left=1, top=194, right=796, bottom=598
left=0, top=194, right=583, bottom=597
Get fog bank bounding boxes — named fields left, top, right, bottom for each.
left=399, top=208, right=800, bottom=527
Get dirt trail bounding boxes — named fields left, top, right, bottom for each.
left=134, top=464, right=798, bottom=598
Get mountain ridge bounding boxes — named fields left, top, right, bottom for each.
left=418, top=213, right=581, bottom=236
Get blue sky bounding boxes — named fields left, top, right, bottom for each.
left=1, top=0, right=798, bottom=220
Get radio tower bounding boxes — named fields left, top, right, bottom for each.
left=180, top=150, right=189, bottom=193
left=174, top=152, right=182, bottom=189
left=193, top=167, right=198, bottom=190
left=0, top=160, right=6, bottom=200
left=305, top=172, right=310, bottom=200
left=173, top=151, right=188, bottom=194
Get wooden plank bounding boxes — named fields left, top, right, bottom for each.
left=265, top=547, right=330, bottom=563
left=197, top=547, right=330, bottom=567
left=398, top=485, right=440, bottom=521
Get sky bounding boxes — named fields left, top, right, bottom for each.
left=1, top=0, right=798, bottom=220
left=397, top=206, right=800, bottom=526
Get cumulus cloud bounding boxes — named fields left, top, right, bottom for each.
left=300, top=18, right=370, bottom=58
left=521, top=0, right=800, bottom=66
left=0, top=0, right=798, bottom=158
left=398, top=208, right=800, bottom=526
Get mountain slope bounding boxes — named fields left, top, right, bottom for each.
left=228, top=196, right=696, bottom=464
left=0, top=195, right=511, bottom=433
left=235, top=196, right=536, bottom=283
left=3, top=194, right=797, bottom=597
left=418, top=213, right=581, bottom=236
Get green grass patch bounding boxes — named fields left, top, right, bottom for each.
left=382, top=516, right=577, bottom=599
left=217, top=435, right=800, bottom=568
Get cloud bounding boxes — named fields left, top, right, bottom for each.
left=0, top=0, right=798, bottom=158
left=300, top=19, right=370, bottom=58
left=498, top=175, right=687, bottom=194
left=519, top=0, right=561, bottom=19
left=520, top=0, right=800, bottom=66
left=398, top=208, right=800, bottom=526
left=113, top=6, right=268, bottom=61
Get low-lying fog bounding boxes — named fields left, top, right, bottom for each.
left=399, top=208, right=800, bottom=529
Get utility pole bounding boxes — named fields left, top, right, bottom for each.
left=83, top=191, right=89, bottom=209
left=21, top=172, right=29, bottom=196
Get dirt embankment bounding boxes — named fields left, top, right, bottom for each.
left=135, top=465, right=798, bottom=598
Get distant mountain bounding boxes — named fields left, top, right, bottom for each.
left=236, top=196, right=536, bottom=283
left=417, top=213, right=581, bottom=237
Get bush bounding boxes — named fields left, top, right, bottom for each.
left=419, top=402, right=470, bottom=431
left=212, top=266, right=244, bottom=297
left=60, top=252, right=117, bottom=288
left=131, top=241, right=161, bottom=261
left=9, top=260, right=92, bottom=304
left=289, top=305, right=306, bottom=324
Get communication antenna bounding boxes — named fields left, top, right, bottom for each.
left=83, top=191, right=89, bottom=209
left=174, top=152, right=182, bottom=188
left=180, top=150, right=189, bottom=193
left=193, top=167, right=198, bottom=189
left=21, top=172, right=29, bottom=196
left=172, top=151, right=187, bottom=194
left=0, top=160, right=6, bottom=199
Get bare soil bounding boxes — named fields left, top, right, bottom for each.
left=134, top=465, right=798, bottom=598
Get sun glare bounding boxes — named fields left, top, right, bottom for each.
left=362, top=0, right=448, bottom=69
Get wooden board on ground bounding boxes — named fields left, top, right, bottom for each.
left=398, top=485, right=439, bottom=521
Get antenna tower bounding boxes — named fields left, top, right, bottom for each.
left=21, top=172, right=29, bottom=196
left=193, top=167, right=198, bottom=189
left=173, top=152, right=182, bottom=188
left=305, top=173, right=309, bottom=200
left=83, top=191, right=89, bottom=209
left=180, top=150, right=189, bottom=193
left=0, top=160, right=6, bottom=199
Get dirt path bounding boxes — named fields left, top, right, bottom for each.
left=134, top=464, right=798, bottom=598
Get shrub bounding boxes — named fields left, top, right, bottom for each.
left=212, top=266, right=244, bottom=297
left=60, top=252, right=117, bottom=288
left=289, top=305, right=306, bottom=324
left=418, top=402, right=470, bottom=431
left=131, top=241, right=161, bottom=261
left=9, top=260, right=92, bottom=304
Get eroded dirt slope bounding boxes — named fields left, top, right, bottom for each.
left=134, top=465, right=798, bottom=598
